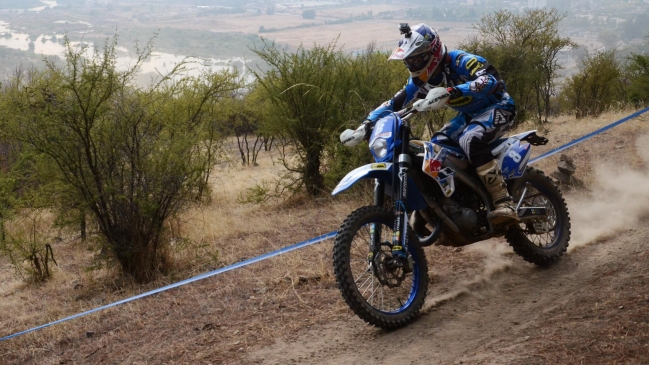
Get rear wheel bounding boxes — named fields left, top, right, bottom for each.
left=333, top=206, right=428, bottom=329
left=506, top=168, right=570, bottom=265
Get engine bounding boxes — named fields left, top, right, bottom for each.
left=445, top=203, right=478, bottom=233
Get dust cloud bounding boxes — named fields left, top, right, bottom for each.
left=568, top=132, right=649, bottom=251
left=423, top=241, right=514, bottom=310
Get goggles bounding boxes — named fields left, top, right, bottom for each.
left=403, top=52, right=429, bottom=71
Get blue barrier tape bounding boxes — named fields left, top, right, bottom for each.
left=0, top=231, right=338, bottom=341
left=529, top=106, right=649, bottom=164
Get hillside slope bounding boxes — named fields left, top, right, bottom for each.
left=1, top=110, right=648, bottom=364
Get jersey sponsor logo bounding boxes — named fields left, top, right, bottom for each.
left=455, top=53, right=466, bottom=67
left=465, top=57, right=484, bottom=76
left=470, top=76, right=489, bottom=93
left=493, top=109, right=511, bottom=126
left=447, top=96, right=473, bottom=107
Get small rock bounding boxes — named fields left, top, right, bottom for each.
left=202, top=323, right=215, bottom=331
left=557, top=160, right=576, bottom=175
left=559, top=154, right=574, bottom=164
left=619, top=306, right=624, bottom=310
left=524, top=336, right=530, bottom=341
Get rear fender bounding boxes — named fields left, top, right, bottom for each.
left=500, top=141, right=532, bottom=180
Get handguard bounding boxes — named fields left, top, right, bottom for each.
left=413, top=87, right=450, bottom=112
left=340, top=123, right=367, bottom=147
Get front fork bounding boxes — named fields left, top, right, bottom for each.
left=392, top=120, right=412, bottom=258
left=366, top=121, right=413, bottom=284
left=369, top=120, right=411, bottom=261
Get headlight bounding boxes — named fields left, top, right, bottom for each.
left=370, top=138, right=388, bottom=159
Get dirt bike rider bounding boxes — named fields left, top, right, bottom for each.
left=365, top=23, right=520, bottom=225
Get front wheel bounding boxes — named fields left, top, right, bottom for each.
left=506, top=167, right=571, bottom=265
left=333, top=206, right=428, bottom=329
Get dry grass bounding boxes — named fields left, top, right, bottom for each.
left=0, top=108, right=648, bottom=363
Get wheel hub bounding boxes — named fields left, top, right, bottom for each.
left=370, top=244, right=409, bottom=288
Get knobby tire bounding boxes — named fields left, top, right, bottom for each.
left=333, top=205, right=428, bottom=330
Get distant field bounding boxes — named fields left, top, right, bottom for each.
left=0, top=1, right=600, bottom=81
left=145, top=4, right=477, bottom=52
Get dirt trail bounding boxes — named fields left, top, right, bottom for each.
left=246, top=219, right=649, bottom=365
left=247, top=136, right=649, bottom=365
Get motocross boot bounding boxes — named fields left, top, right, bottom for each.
left=476, top=160, right=521, bottom=225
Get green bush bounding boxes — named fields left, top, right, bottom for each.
left=251, top=41, right=406, bottom=197
left=625, top=52, right=649, bottom=106
left=559, top=51, right=625, bottom=118
left=460, top=9, right=575, bottom=124
left=0, top=37, right=241, bottom=282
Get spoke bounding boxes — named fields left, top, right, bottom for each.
left=346, top=217, right=419, bottom=313
left=367, top=280, right=382, bottom=304
left=516, top=187, right=562, bottom=249
left=354, top=269, right=374, bottom=289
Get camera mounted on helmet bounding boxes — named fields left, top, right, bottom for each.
left=399, top=23, right=412, bottom=37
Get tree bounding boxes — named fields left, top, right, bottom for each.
left=252, top=41, right=352, bottom=196
left=625, top=52, right=649, bottom=105
left=462, top=9, right=576, bottom=124
left=0, top=37, right=241, bottom=282
left=560, top=50, right=624, bottom=118
left=222, top=92, right=266, bottom=166
left=251, top=40, right=406, bottom=197
left=322, top=43, right=407, bottom=188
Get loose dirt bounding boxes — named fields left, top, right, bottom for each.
left=247, top=212, right=649, bottom=365
left=244, top=131, right=649, bottom=365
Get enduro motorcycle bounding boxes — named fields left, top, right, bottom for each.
left=331, top=87, right=570, bottom=329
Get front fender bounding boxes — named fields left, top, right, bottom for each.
left=332, top=162, right=427, bottom=211
left=332, top=163, right=393, bottom=196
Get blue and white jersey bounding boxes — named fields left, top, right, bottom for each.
left=367, top=50, right=515, bottom=121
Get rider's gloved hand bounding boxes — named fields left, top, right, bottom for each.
left=362, top=120, right=373, bottom=141
left=447, top=87, right=462, bottom=100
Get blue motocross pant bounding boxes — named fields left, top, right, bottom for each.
left=433, top=106, right=516, bottom=167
